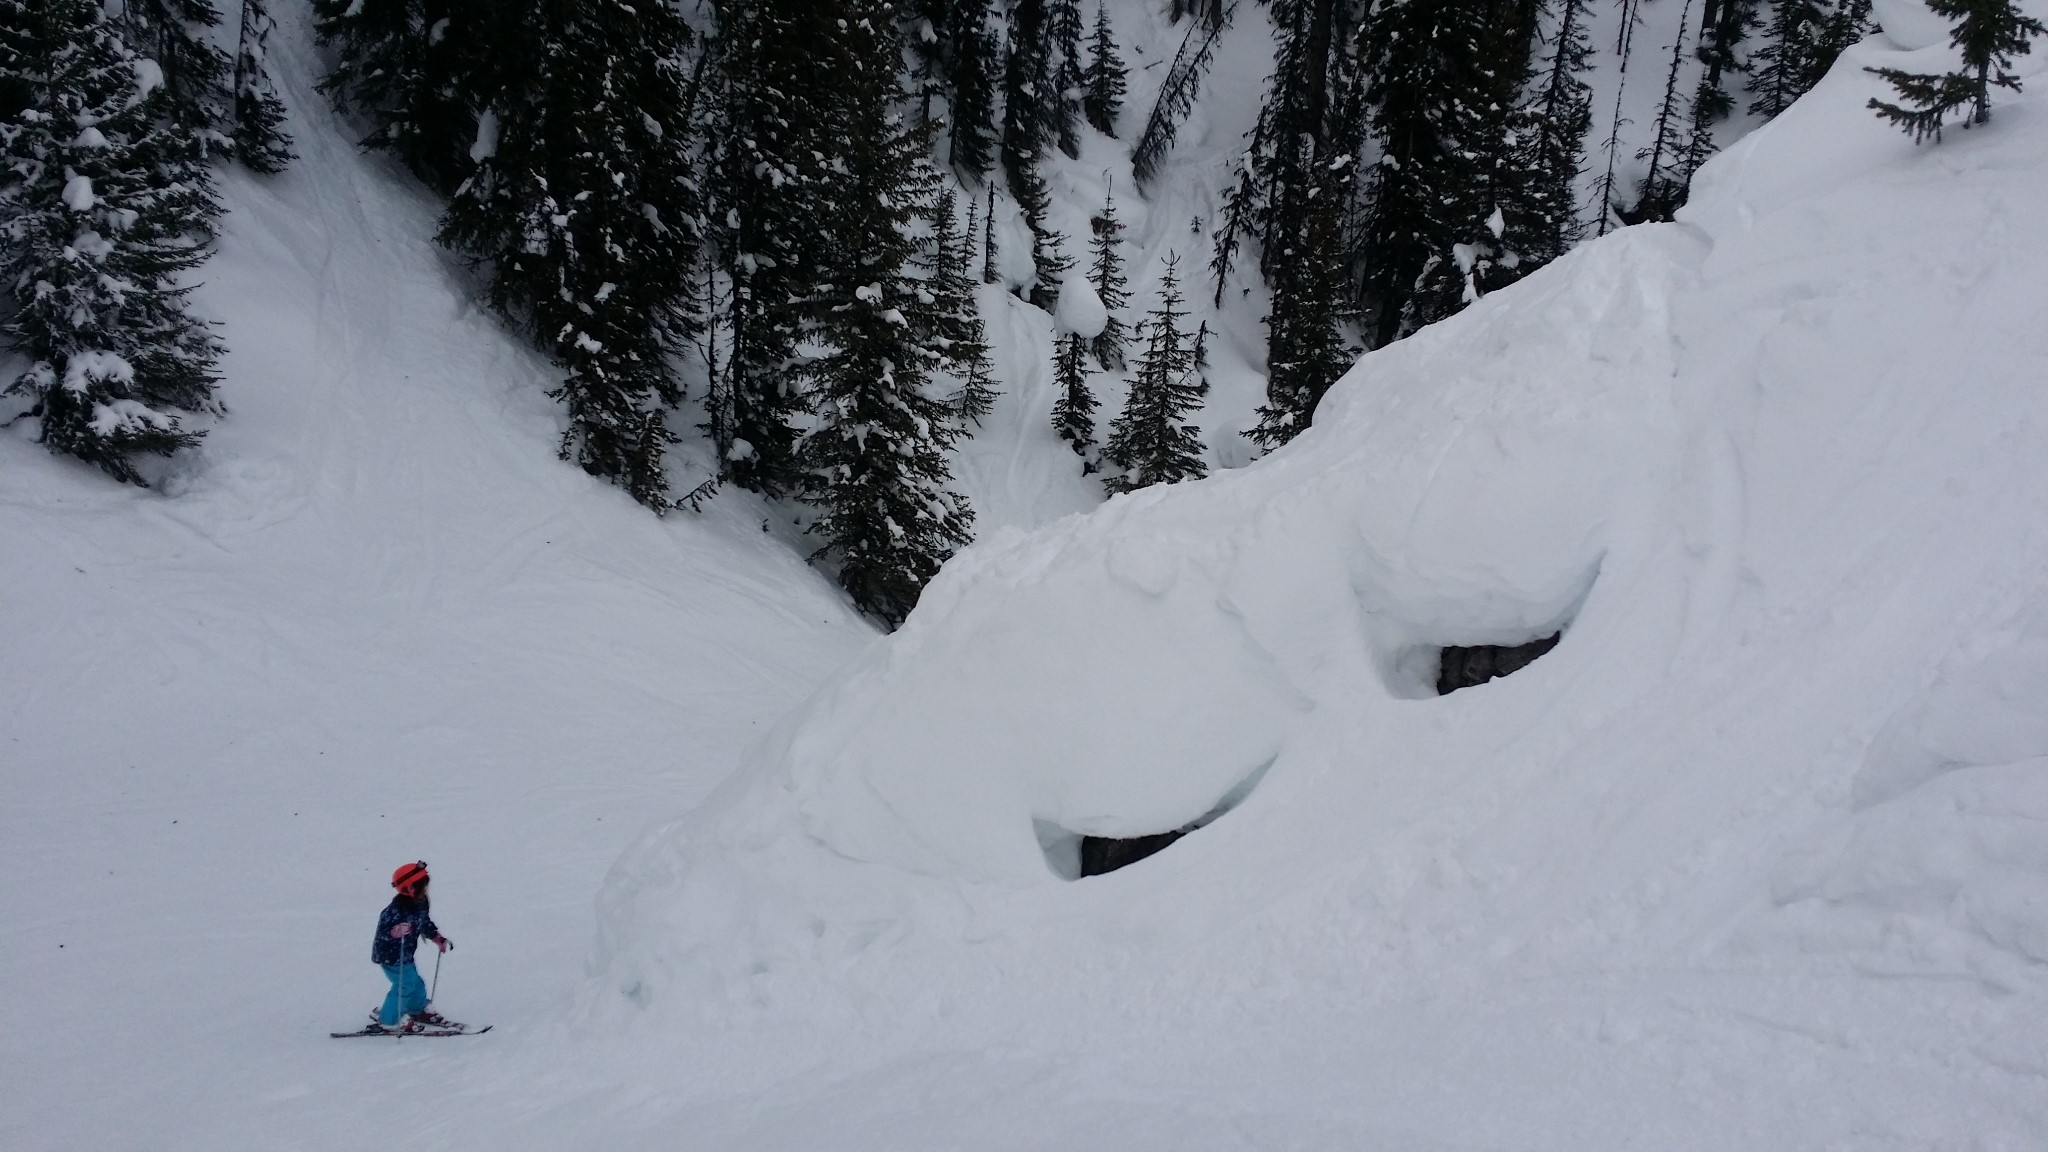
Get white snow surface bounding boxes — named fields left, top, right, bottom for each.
left=1053, top=270, right=1108, bottom=338
left=589, top=26, right=2048, bottom=1152
left=8, top=8, right=2048, bottom=1152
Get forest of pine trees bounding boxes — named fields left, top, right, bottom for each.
left=6, top=0, right=1945, bottom=625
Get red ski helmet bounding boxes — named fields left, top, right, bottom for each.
left=391, top=861, right=430, bottom=896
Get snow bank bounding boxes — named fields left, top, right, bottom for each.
left=594, top=39, right=2048, bottom=1145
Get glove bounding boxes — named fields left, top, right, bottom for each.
left=435, top=936, right=453, bottom=953
left=388, top=922, right=412, bottom=939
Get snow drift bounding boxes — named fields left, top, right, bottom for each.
left=592, top=30, right=2048, bottom=1142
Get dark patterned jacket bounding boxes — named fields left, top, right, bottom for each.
left=371, top=895, right=441, bottom=966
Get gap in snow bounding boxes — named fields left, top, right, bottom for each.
left=1384, top=627, right=1570, bottom=700
left=1434, top=633, right=1563, bottom=696
left=1036, top=757, right=1274, bottom=880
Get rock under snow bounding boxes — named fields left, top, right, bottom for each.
left=1871, top=0, right=1955, bottom=51
left=1053, top=273, right=1107, bottom=338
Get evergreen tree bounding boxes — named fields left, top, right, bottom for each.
left=1002, top=0, right=1051, bottom=193
left=943, top=0, right=999, bottom=176
left=1, top=0, right=223, bottom=484
left=1103, top=254, right=1207, bottom=494
left=1382, top=0, right=1542, bottom=333
left=1131, top=6, right=1231, bottom=184
left=1749, top=0, right=1827, bottom=118
left=1868, top=0, right=2044, bottom=141
left=1087, top=183, right=1129, bottom=368
left=982, top=180, right=999, bottom=283
left=797, top=1, right=974, bottom=628
left=232, top=0, right=293, bottom=172
left=927, top=190, right=999, bottom=425
left=707, top=0, right=840, bottom=496
left=1812, top=0, right=1875, bottom=83
left=1081, top=1, right=1128, bottom=135
left=1234, top=0, right=1366, bottom=442
left=1593, top=0, right=1651, bottom=234
left=1000, top=0, right=1072, bottom=307
left=1248, top=151, right=1351, bottom=451
left=1677, top=0, right=1757, bottom=191
left=1355, top=0, right=1493, bottom=344
left=313, top=0, right=487, bottom=194
left=1524, top=0, right=1595, bottom=265
left=1049, top=0, right=1086, bottom=157
left=1694, top=0, right=1760, bottom=122
left=1016, top=162, right=1073, bottom=310
left=123, top=0, right=234, bottom=159
left=1050, top=331, right=1096, bottom=464
left=1634, top=0, right=1698, bottom=224
left=435, top=0, right=700, bottom=509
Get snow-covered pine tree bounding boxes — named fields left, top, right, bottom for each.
left=1633, top=0, right=1698, bottom=224
left=1131, top=5, right=1231, bottom=184
left=927, top=190, right=999, bottom=425
left=1087, top=183, right=1129, bottom=368
left=1050, top=332, right=1096, bottom=464
left=1811, top=0, right=1876, bottom=84
left=982, top=180, right=1000, bottom=282
left=1103, top=253, right=1207, bottom=494
left=1523, top=0, right=1595, bottom=266
left=1240, top=0, right=1362, bottom=284
left=1049, top=0, right=1086, bottom=157
left=232, top=0, right=293, bottom=172
left=1678, top=0, right=1757, bottom=190
left=1000, top=0, right=1074, bottom=308
left=1377, top=0, right=1542, bottom=333
left=313, top=0, right=488, bottom=194
left=1749, top=0, right=1827, bottom=118
left=1868, top=0, right=2044, bottom=141
left=1016, top=164, right=1073, bottom=310
left=707, top=0, right=840, bottom=497
left=1002, top=0, right=1052, bottom=192
left=1355, top=0, right=1492, bottom=344
left=1694, top=0, right=1760, bottom=123
left=1248, top=148, right=1351, bottom=451
left=1593, top=0, right=1648, bottom=235
left=437, top=0, right=701, bottom=508
left=1081, top=1, right=1127, bottom=135
left=1, top=0, right=223, bottom=484
left=1233, top=0, right=1363, bottom=445
left=796, top=1, right=973, bottom=627
left=943, top=0, right=999, bottom=176
left=122, top=0, right=234, bottom=159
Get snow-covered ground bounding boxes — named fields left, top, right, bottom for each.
left=9, top=3, right=2048, bottom=1150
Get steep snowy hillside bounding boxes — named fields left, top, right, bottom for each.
left=583, top=14, right=2048, bottom=1151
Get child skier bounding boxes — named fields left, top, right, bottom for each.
left=370, top=860, right=455, bottom=1033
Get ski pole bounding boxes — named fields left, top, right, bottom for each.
left=430, top=946, right=441, bottom=1005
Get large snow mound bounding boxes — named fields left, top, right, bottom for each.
left=591, top=32, right=2048, bottom=1141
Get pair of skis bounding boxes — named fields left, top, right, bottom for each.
left=331, top=1018, right=492, bottom=1039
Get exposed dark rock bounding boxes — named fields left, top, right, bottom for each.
left=1079, top=828, right=1189, bottom=877
left=1436, top=633, right=1561, bottom=696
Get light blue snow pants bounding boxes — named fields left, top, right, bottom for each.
left=379, top=961, right=428, bottom=1025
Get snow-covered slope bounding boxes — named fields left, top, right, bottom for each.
left=0, top=10, right=872, bottom=1148
left=10, top=5, right=2048, bottom=1151
left=583, top=20, right=2048, bottom=1149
